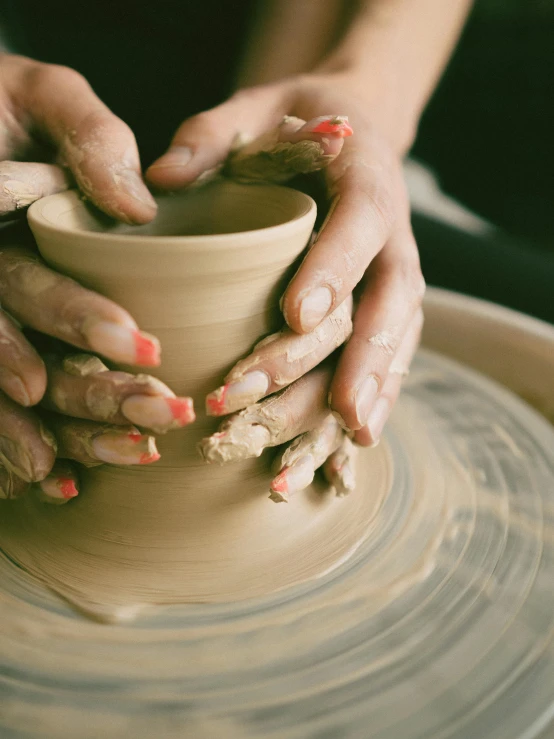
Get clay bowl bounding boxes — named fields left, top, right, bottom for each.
left=5, top=180, right=383, bottom=619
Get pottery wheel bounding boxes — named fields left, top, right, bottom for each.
left=1, top=348, right=553, bottom=739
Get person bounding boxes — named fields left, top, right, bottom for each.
left=0, top=0, right=473, bottom=501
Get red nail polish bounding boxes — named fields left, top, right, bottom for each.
left=269, top=468, right=289, bottom=503
left=128, top=432, right=143, bottom=443
left=57, top=477, right=79, bottom=499
left=139, top=451, right=161, bottom=465
left=166, top=397, right=196, bottom=425
left=206, top=385, right=228, bottom=416
left=133, top=330, right=161, bottom=366
left=311, top=117, right=353, bottom=137
left=271, top=468, right=289, bottom=495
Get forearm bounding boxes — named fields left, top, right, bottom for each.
left=317, top=0, right=474, bottom=152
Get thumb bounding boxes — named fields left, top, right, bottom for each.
left=146, top=84, right=289, bottom=190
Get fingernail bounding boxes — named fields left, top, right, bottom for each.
left=366, top=396, right=390, bottom=446
left=82, top=321, right=161, bottom=367
left=355, top=375, right=380, bottom=427
left=91, top=430, right=160, bottom=465
left=269, top=455, right=315, bottom=503
left=117, top=170, right=157, bottom=210
left=121, top=395, right=195, bottom=431
left=299, top=286, right=333, bottom=332
left=39, top=474, right=79, bottom=501
left=305, top=116, right=354, bottom=137
left=0, top=371, right=31, bottom=406
left=148, top=146, right=193, bottom=171
left=206, top=371, right=269, bottom=416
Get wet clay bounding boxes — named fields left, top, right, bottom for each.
left=1, top=346, right=554, bottom=738
left=0, top=181, right=384, bottom=620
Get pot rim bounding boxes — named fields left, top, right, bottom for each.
left=28, top=182, right=317, bottom=252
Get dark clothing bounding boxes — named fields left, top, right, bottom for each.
left=413, top=1, right=554, bottom=251
left=413, top=214, right=554, bottom=323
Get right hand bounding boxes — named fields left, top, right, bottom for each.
left=0, top=54, right=194, bottom=503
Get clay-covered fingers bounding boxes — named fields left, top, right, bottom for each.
left=43, top=352, right=195, bottom=432
left=0, top=392, right=56, bottom=483
left=0, top=465, right=30, bottom=500
left=0, top=309, right=46, bottom=406
left=206, top=298, right=352, bottom=417
left=280, top=133, right=402, bottom=334
left=323, top=436, right=357, bottom=497
left=328, top=219, right=425, bottom=431
left=45, top=414, right=160, bottom=467
left=0, top=161, right=72, bottom=221
left=269, top=414, right=344, bottom=503
left=36, top=460, right=80, bottom=505
left=1, top=54, right=155, bottom=223
left=223, top=114, right=353, bottom=184
left=0, top=245, right=161, bottom=367
left=146, top=75, right=353, bottom=189
left=199, top=364, right=333, bottom=464
left=354, top=309, right=423, bottom=448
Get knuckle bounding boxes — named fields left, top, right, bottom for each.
left=405, top=263, right=426, bottom=305
left=227, top=87, right=256, bottom=105
left=367, top=183, right=396, bottom=234
left=414, top=271, right=426, bottom=303
left=384, top=257, right=426, bottom=311
left=29, top=62, right=89, bottom=93
left=175, top=110, right=222, bottom=143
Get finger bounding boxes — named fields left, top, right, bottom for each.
left=36, top=460, right=79, bottom=505
left=323, top=435, right=357, bottom=497
left=281, top=137, right=401, bottom=334
left=6, top=56, right=156, bottom=223
left=0, top=161, right=72, bottom=220
left=269, top=414, right=343, bottom=503
left=43, top=352, right=194, bottom=432
left=0, top=310, right=46, bottom=406
left=224, top=114, right=351, bottom=184
left=205, top=297, right=352, bottom=417
left=199, top=364, right=332, bottom=464
left=45, top=414, right=160, bottom=466
left=328, top=225, right=425, bottom=430
left=0, top=246, right=161, bottom=366
left=0, top=465, right=30, bottom=500
left=0, top=393, right=56, bottom=482
left=146, top=85, right=289, bottom=189
left=354, top=308, right=423, bottom=447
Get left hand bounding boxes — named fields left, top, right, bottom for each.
left=147, top=74, right=425, bottom=498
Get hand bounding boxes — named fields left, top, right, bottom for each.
left=147, top=74, right=424, bottom=499
left=0, top=53, right=156, bottom=223
left=0, top=223, right=195, bottom=504
left=0, top=54, right=197, bottom=502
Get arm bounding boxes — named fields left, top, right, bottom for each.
left=316, top=0, right=474, bottom=153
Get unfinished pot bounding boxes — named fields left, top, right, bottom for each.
left=0, top=180, right=383, bottom=619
